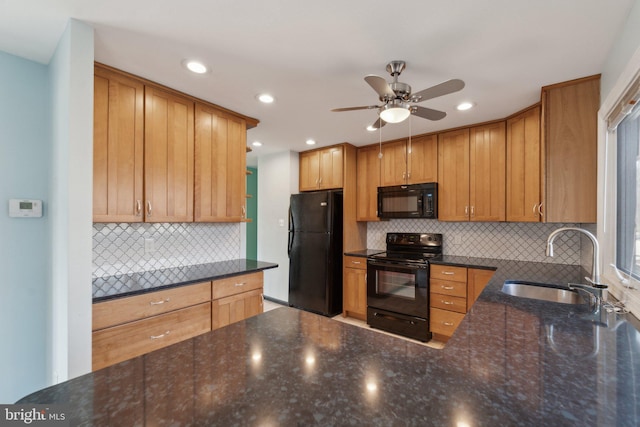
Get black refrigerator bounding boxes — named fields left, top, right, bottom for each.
left=288, top=190, right=343, bottom=316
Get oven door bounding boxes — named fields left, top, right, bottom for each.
left=366, top=259, right=428, bottom=318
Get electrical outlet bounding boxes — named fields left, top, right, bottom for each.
left=144, top=238, right=155, bottom=253
left=278, top=218, right=285, bottom=227
left=452, top=235, right=462, bottom=245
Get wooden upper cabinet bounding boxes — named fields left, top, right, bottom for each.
left=407, top=134, right=437, bottom=184
left=356, top=145, right=381, bottom=221
left=380, top=139, right=408, bottom=186
left=93, top=66, right=144, bottom=222
left=144, top=86, right=195, bottom=222
left=380, top=135, right=437, bottom=186
left=299, top=145, right=344, bottom=191
left=469, top=122, right=506, bottom=221
left=194, top=103, right=247, bottom=222
left=506, top=105, right=542, bottom=222
left=542, top=75, right=599, bottom=223
left=438, top=129, right=470, bottom=221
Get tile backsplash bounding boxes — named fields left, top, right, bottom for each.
left=368, top=219, right=595, bottom=265
left=93, top=219, right=594, bottom=279
left=93, top=223, right=241, bottom=278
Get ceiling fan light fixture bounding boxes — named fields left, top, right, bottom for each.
left=379, top=103, right=411, bottom=123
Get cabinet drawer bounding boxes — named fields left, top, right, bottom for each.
left=430, top=293, right=467, bottom=314
left=92, top=302, right=211, bottom=371
left=212, top=272, right=263, bottom=300
left=93, top=281, right=212, bottom=331
left=430, top=307, right=465, bottom=337
left=344, top=255, right=367, bottom=270
left=430, top=264, right=467, bottom=282
left=430, top=278, right=467, bottom=298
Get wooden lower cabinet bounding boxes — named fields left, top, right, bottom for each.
left=92, top=302, right=211, bottom=371
left=211, top=271, right=264, bottom=330
left=343, top=256, right=367, bottom=320
left=212, top=288, right=263, bottom=330
left=429, top=265, right=494, bottom=341
left=92, top=272, right=265, bottom=371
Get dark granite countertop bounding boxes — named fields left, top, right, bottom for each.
left=343, top=248, right=385, bottom=257
left=93, top=259, right=278, bottom=303
left=21, top=258, right=640, bottom=426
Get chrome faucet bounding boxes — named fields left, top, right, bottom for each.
left=546, top=227, right=608, bottom=305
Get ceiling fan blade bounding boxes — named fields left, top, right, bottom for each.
left=369, top=117, right=387, bottom=130
left=331, top=105, right=379, bottom=112
left=412, top=106, right=447, bottom=121
left=365, top=75, right=395, bottom=99
left=411, top=79, right=465, bottom=102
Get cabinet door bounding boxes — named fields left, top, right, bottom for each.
left=194, top=103, right=247, bottom=222
left=407, top=134, right=437, bottom=184
left=144, top=86, right=194, bottom=222
left=319, top=146, right=344, bottom=189
left=467, top=268, right=495, bottom=310
left=469, top=122, right=506, bottom=221
left=212, top=288, right=263, bottom=330
left=506, top=106, right=541, bottom=222
left=299, top=150, right=320, bottom=191
left=437, top=129, right=470, bottom=221
left=93, top=67, right=144, bottom=222
left=380, top=140, right=408, bottom=186
left=356, top=146, right=381, bottom=221
left=343, top=267, right=366, bottom=320
left=544, top=77, right=599, bottom=223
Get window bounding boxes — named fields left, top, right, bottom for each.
left=616, top=103, right=640, bottom=279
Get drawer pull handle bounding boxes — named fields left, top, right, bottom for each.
left=442, top=300, right=454, bottom=305
left=442, top=271, right=455, bottom=275
left=150, top=298, right=170, bottom=305
left=443, top=322, right=454, bottom=326
left=442, top=286, right=455, bottom=290
left=150, top=331, right=170, bottom=340
left=234, top=282, right=247, bottom=287
left=351, top=261, right=361, bottom=265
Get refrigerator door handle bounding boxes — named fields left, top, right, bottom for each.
left=287, top=206, right=294, bottom=258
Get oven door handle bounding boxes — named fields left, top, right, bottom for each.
left=367, top=260, right=427, bottom=270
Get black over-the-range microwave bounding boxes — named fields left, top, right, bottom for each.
left=377, top=183, right=438, bottom=219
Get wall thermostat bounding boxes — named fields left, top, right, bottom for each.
left=9, top=199, right=43, bottom=218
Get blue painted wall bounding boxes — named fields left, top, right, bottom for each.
left=0, top=51, right=51, bottom=402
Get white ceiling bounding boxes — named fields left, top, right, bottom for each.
left=0, top=0, right=634, bottom=166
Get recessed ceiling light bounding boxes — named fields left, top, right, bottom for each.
left=306, top=139, right=316, bottom=145
left=183, top=60, right=208, bottom=74
left=366, top=125, right=377, bottom=132
left=257, top=94, right=275, bottom=104
left=252, top=141, right=262, bottom=147
left=456, top=101, right=474, bottom=111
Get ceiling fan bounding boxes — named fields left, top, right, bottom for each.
left=332, top=60, right=465, bottom=129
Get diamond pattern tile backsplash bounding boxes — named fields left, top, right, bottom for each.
left=93, top=223, right=241, bottom=278
left=367, top=219, right=596, bottom=265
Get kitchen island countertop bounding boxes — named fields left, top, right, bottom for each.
left=20, top=258, right=640, bottom=426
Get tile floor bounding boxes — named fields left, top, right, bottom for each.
left=263, top=299, right=445, bottom=349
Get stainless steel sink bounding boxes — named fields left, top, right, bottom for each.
left=502, top=281, right=587, bottom=305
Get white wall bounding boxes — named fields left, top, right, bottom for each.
left=257, top=151, right=299, bottom=302
left=48, top=19, right=94, bottom=385
left=0, top=52, right=51, bottom=403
